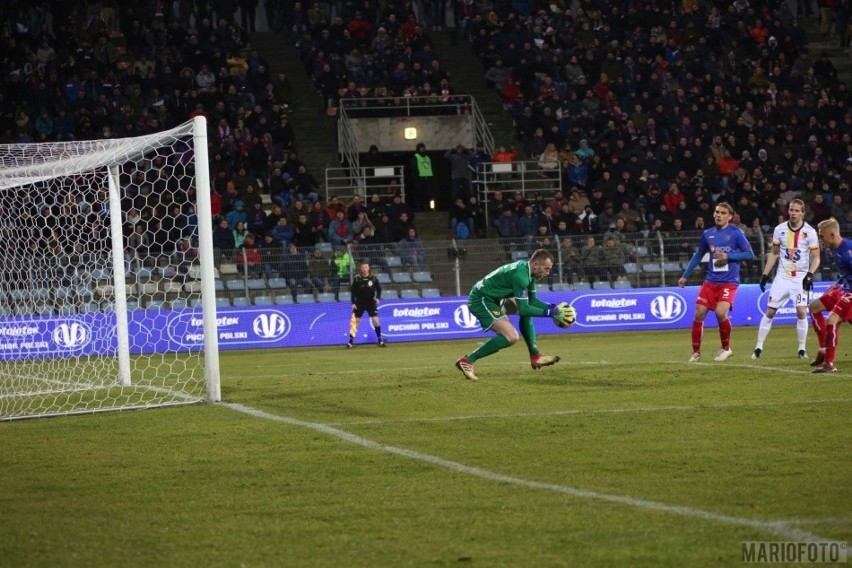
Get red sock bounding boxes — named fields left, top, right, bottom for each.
left=812, top=312, right=826, bottom=348
left=691, top=321, right=704, bottom=354
left=825, top=324, right=838, bottom=364
left=719, top=318, right=732, bottom=350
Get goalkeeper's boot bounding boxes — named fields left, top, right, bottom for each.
left=455, top=356, right=478, bottom=381
left=531, top=353, right=560, bottom=370
left=751, top=347, right=762, bottom=360
left=810, top=350, right=826, bottom=367
left=378, top=338, right=387, bottom=347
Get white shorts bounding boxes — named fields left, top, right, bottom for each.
left=767, top=277, right=808, bottom=309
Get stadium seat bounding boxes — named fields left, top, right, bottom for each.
left=232, top=297, right=251, bottom=307
left=295, top=293, right=315, bottom=303
left=54, top=286, right=72, bottom=300
left=216, top=297, right=231, bottom=308
left=634, top=245, right=650, bottom=257
left=125, top=301, right=140, bottom=311
left=226, top=280, right=246, bottom=292
left=376, top=272, right=392, bottom=285
left=551, top=282, right=572, bottom=292
left=170, top=299, right=188, bottom=310
left=316, top=292, right=337, bottom=303
left=214, top=279, right=225, bottom=292
left=254, top=295, right=274, bottom=306
left=382, top=289, right=399, bottom=299
left=76, top=285, right=95, bottom=301
left=392, top=272, right=412, bottom=284
left=571, top=282, right=592, bottom=291
left=315, top=242, right=333, bottom=254
left=218, top=263, right=239, bottom=276
left=145, top=300, right=165, bottom=310
left=57, top=305, right=76, bottom=315
left=80, top=302, right=99, bottom=314
left=593, top=280, right=612, bottom=290
left=400, top=289, right=420, bottom=299
left=274, top=295, right=294, bottom=305
left=247, top=278, right=267, bottom=290
left=662, top=262, right=681, bottom=272
left=623, top=263, right=639, bottom=274
left=137, top=281, right=159, bottom=296
left=642, top=263, right=662, bottom=273
left=421, top=288, right=441, bottom=298
left=613, top=280, right=632, bottom=289
left=536, top=283, right=551, bottom=293
left=386, top=256, right=403, bottom=268
left=189, top=298, right=203, bottom=308
left=511, top=251, right=529, bottom=260
left=31, top=288, right=51, bottom=302
left=412, top=271, right=433, bottom=283
left=267, top=277, right=288, bottom=290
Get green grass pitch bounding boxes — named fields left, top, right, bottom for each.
left=1, top=328, right=849, bottom=567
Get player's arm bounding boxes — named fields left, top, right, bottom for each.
left=808, top=245, right=821, bottom=275
left=350, top=280, right=357, bottom=305
left=511, top=272, right=555, bottom=317
left=761, top=242, right=780, bottom=276
left=680, top=236, right=709, bottom=281
left=373, top=275, right=382, bottom=301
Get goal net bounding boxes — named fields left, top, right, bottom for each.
left=0, top=117, right=220, bottom=421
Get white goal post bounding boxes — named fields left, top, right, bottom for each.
left=0, top=116, right=220, bottom=420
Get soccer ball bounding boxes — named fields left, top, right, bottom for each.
left=555, top=305, right=577, bottom=328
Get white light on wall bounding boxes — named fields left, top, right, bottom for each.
left=429, top=199, right=435, bottom=210
left=404, top=127, right=417, bottom=140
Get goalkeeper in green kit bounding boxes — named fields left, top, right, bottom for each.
left=455, top=249, right=574, bottom=381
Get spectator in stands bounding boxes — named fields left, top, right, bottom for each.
left=495, top=206, right=522, bottom=258
left=307, top=248, right=331, bottom=295
left=449, top=197, right=475, bottom=239
left=329, top=209, right=355, bottom=246
left=238, top=233, right=275, bottom=279
left=233, top=221, right=250, bottom=248
left=280, top=243, right=313, bottom=302
left=398, top=227, right=426, bottom=268
left=272, top=216, right=295, bottom=248
left=467, top=195, right=486, bottom=238
left=213, top=218, right=237, bottom=251
left=444, top=144, right=474, bottom=202
left=226, top=200, right=248, bottom=230
left=292, top=213, right=319, bottom=249
left=248, top=202, right=268, bottom=237
left=580, top=236, right=607, bottom=284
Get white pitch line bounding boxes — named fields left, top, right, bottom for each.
left=223, top=402, right=832, bottom=543
left=323, top=397, right=852, bottom=426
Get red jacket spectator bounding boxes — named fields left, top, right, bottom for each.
left=717, top=152, right=740, bottom=177
left=347, top=13, right=372, bottom=43
left=663, top=184, right=686, bottom=212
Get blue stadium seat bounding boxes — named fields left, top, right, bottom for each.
left=216, top=297, right=231, bottom=307
left=412, top=271, right=433, bottom=283
left=274, top=295, right=294, bottom=305
left=382, top=289, right=399, bottom=299
left=400, top=289, right=420, bottom=299
left=170, top=299, right=188, bottom=310
left=254, top=295, right=274, bottom=306
left=623, top=263, right=639, bottom=274
left=642, top=263, right=662, bottom=273
left=268, top=277, right=288, bottom=290
left=593, top=280, right=612, bottom=290
left=511, top=251, right=529, bottom=260
left=295, top=293, right=316, bottom=303
left=392, top=272, right=412, bottom=284
left=421, top=288, right=441, bottom=298
left=316, top=293, right=337, bottom=303
left=226, top=280, right=246, bottom=292
left=376, top=272, right=392, bottom=285
left=613, top=280, right=632, bottom=289
left=232, top=297, right=251, bottom=307
left=386, top=256, right=403, bottom=268
left=247, top=278, right=267, bottom=290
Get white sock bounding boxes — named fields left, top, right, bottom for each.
left=797, top=317, right=809, bottom=350
left=755, top=315, right=773, bottom=349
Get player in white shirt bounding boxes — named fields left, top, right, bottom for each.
left=752, top=199, right=821, bottom=359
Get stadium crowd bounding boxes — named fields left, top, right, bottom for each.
left=0, top=0, right=850, bottom=286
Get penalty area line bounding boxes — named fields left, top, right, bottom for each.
left=223, top=401, right=831, bottom=543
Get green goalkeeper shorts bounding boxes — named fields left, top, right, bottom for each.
left=468, top=293, right=510, bottom=331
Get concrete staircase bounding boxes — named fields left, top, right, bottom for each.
left=426, top=30, right=519, bottom=151
left=249, top=33, right=340, bottom=176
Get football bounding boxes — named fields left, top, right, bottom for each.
left=555, top=305, right=577, bottom=328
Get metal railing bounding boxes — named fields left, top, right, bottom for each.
left=475, top=161, right=564, bottom=228
left=207, top=229, right=770, bottom=304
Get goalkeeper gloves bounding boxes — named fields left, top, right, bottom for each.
left=550, top=301, right=568, bottom=322
left=802, top=272, right=814, bottom=292
left=759, top=274, right=769, bottom=292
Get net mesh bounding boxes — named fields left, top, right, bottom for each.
left=0, top=120, right=210, bottom=420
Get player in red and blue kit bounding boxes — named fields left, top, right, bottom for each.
left=807, top=218, right=852, bottom=373
left=678, top=202, right=754, bottom=362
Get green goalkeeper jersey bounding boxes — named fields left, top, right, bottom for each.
left=470, top=260, right=550, bottom=317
